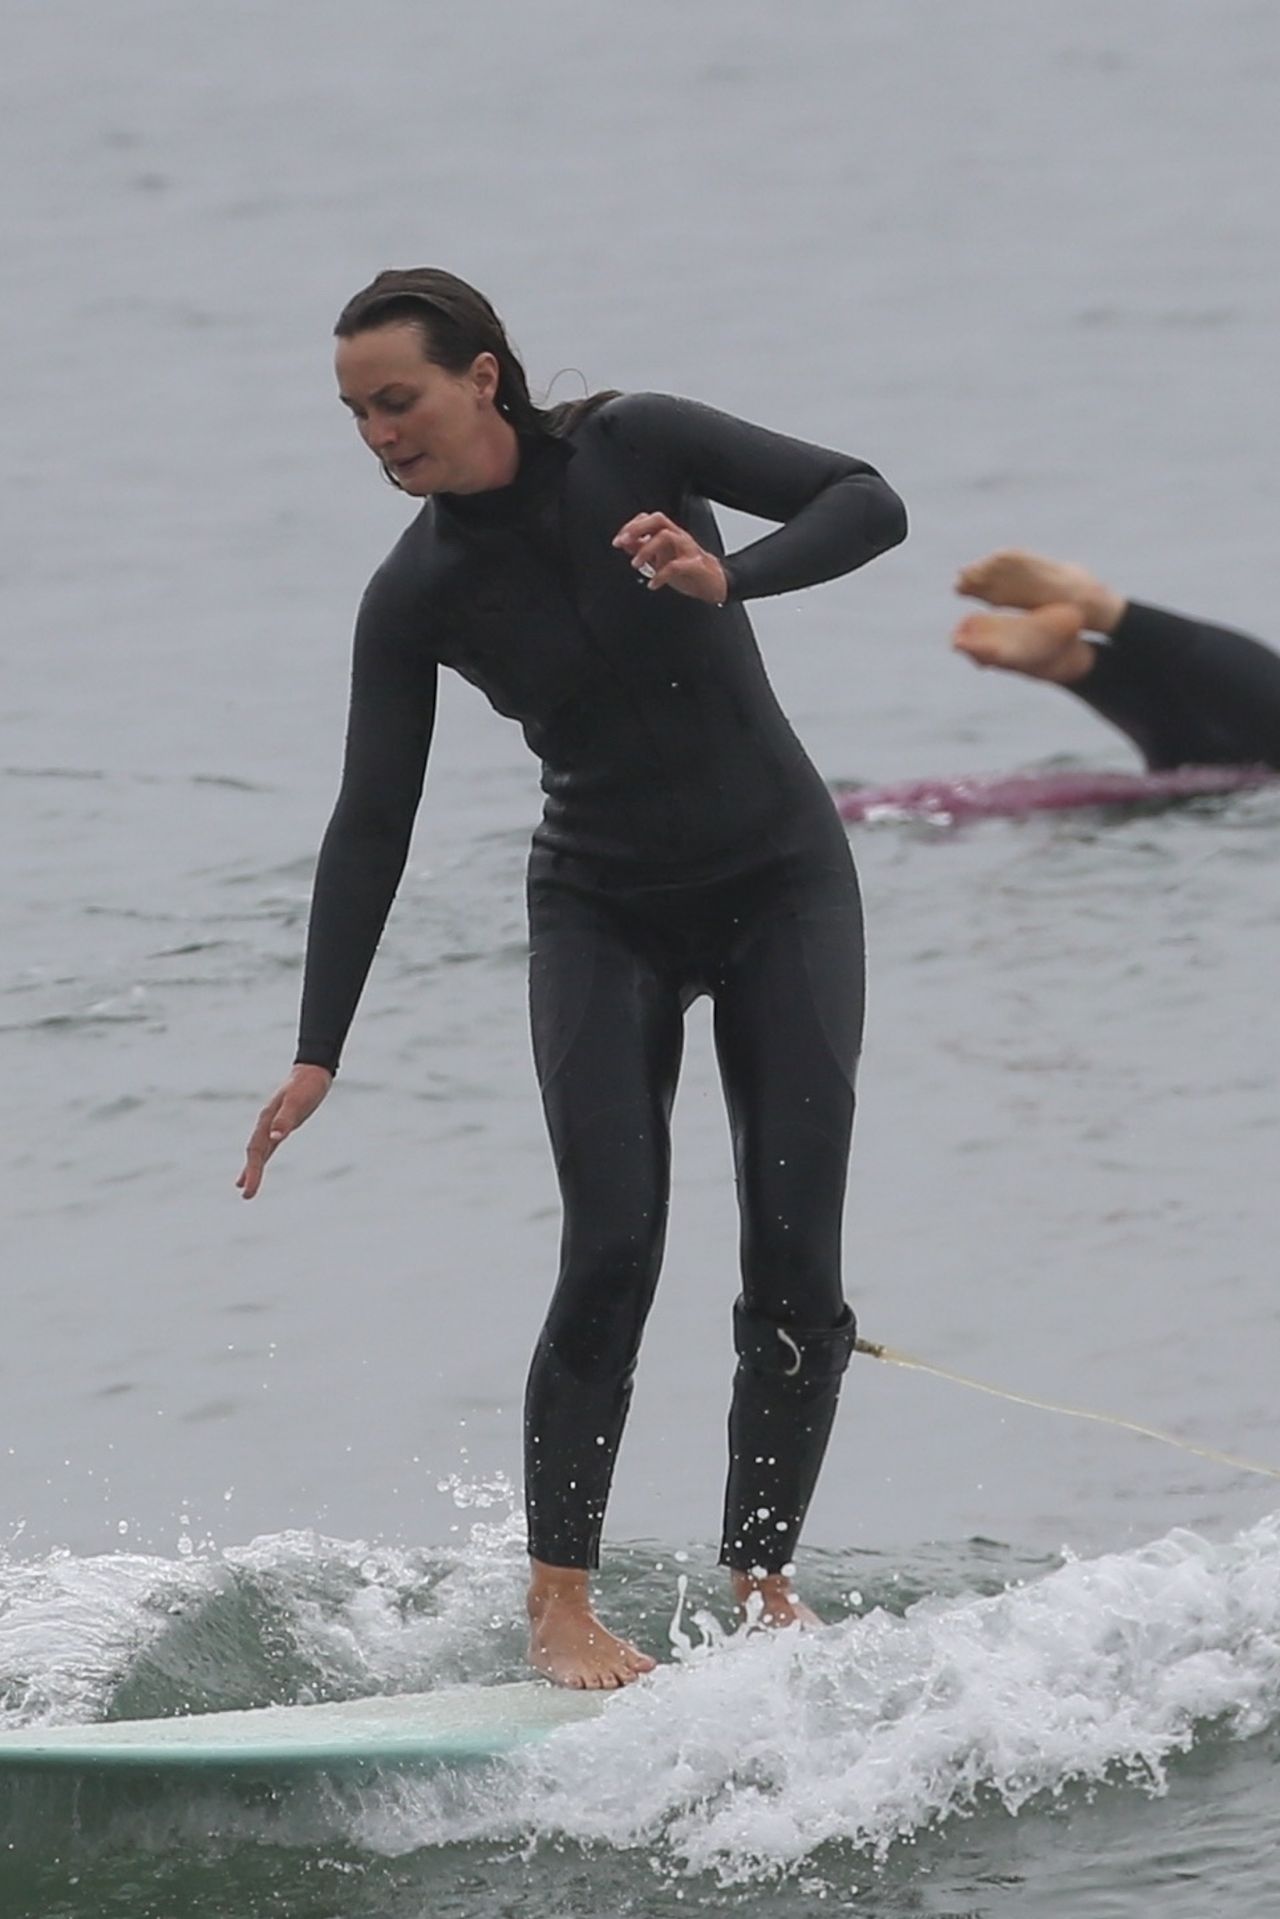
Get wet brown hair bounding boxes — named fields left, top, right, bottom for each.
left=334, top=268, right=617, bottom=439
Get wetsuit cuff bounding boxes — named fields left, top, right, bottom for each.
left=1105, top=600, right=1208, bottom=660
left=1108, top=600, right=1153, bottom=647
left=294, top=1047, right=339, bottom=1076
left=1073, top=635, right=1119, bottom=693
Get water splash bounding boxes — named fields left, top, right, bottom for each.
left=4, top=1511, right=1279, bottom=1887
left=0, top=1549, right=210, bottom=1728
left=352, top=1514, right=1280, bottom=1883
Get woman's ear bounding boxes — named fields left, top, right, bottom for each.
left=471, top=350, right=501, bottom=406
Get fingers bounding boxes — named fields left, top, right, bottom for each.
left=236, top=1066, right=333, bottom=1199
left=237, top=1119, right=278, bottom=1200
left=237, top=1094, right=292, bottom=1200
left=647, top=554, right=705, bottom=594
left=613, top=513, right=695, bottom=577
left=612, top=512, right=726, bottom=603
left=650, top=552, right=730, bottom=606
left=612, top=511, right=678, bottom=556
left=616, top=517, right=695, bottom=586
left=632, top=529, right=689, bottom=581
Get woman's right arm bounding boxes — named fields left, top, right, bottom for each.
left=238, top=561, right=438, bottom=1198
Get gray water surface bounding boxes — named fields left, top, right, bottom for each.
left=4, top=4, right=1280, bottom=1913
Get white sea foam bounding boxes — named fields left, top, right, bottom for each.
left=221, top=1500, right=530, bottom=1695
left=0, top=1549, right=212, bottom=1728
left=350, top=1514, right=1280, bottom=1883
left=5, top=1512, right=1279, bottom=1885
left=0, top=1484, right=530, bottom=1728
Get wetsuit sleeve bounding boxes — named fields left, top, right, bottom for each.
left=294, top=561, right=438, bottom=1073
left=615, top=392, right=907, bottom=600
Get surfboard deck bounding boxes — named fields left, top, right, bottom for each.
left=0, top=1681, right=609, bottom=1776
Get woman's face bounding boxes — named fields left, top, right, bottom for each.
left=335, top=323, right=501, bottom=496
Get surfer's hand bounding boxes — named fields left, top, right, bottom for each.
left=237, top=1065, right=333, bottom=1198
left=612, top=512, right=729, bottom=605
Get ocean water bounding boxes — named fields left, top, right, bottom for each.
left=4, top=1, right=1280, bottom=1912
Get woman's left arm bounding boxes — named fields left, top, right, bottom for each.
left=611, top=392, right=907, bottom=602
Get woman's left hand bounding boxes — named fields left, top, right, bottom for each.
left=612, top=512, right=729, bottom=605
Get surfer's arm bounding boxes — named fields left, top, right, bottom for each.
left=294, top=563, right=438, bottom=1073
left=610, top=392, right=907, bottom=601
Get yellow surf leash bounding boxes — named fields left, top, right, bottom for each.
left=853, top=1337, right=1280, bottom=1482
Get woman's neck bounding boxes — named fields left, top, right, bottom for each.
left=450, top=414, right=521, bottom=496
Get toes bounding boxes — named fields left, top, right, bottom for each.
left=952, top=615, right=996, bottom=660
left=528, top=1618, right=655, bottom=1691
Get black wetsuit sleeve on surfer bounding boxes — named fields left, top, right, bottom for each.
left=1075, top=600, right=1280, bottom=771
left=294, top=561, right=438, bottom=1074
left=615, top=393, right=907, bottom=600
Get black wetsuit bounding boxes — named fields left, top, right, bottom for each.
left=1077, top=601, right=1280, bottom=768
left=295, top=393, right=907, bottom=1571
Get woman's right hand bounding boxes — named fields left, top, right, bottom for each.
left=237, top=1064, right=334, bottom=1199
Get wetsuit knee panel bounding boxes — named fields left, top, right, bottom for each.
left=732, top=1297, right=857, bottom=1384
left=534, top=1320, right=643, bottom=1391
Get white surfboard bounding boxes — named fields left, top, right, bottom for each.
left=0, top=1681, right=609, bottom=1776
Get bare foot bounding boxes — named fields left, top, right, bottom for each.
left=952, top=605, right=1097, bottom=686
left=730, top=1569, right=821, bottom=1631
left=527, top=1565, right=656, bottom=1690
left=955, top=548, right=1126, bottom=634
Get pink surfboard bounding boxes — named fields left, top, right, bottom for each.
left=832, top=764, right=1275, bottom=826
